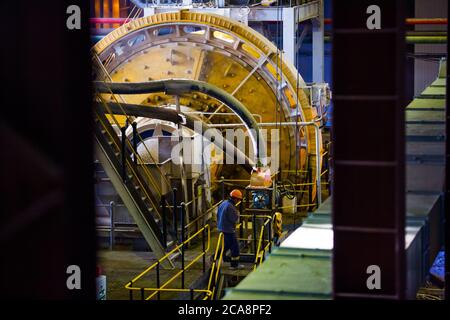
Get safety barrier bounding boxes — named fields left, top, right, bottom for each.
left=215, top=173, right=330, bottom=214
left=207, top=232, right=225, bottom=299
left=125, top=224, right=212, bottom=300
left=253, top=215, right=274, bottom=269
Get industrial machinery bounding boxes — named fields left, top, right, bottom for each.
left=92, top=2, right=331, bottom=299
left=92, top=9, right=328, bottom=200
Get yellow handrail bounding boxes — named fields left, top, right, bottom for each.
left=184, top=200, right=223, bottom=231
left=207, top=232, right=224, bottom=299
left=125, top=224, right=211, bottom=300
left=253, top=215, right=273, bottom=270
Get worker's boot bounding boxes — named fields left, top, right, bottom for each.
left=230, top=256, right=244, bottom=270
left=230, top=264, right=245, bottom=270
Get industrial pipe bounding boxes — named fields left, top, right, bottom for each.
left=323, top=36, right=446, bottom=44
left=324, top=18, right=448, bottom=25
left=406, top=18, right=448, bottom=25
left=94, top=101, right=255, bottom=170
left=406, top=36, right=447, bottom=44
left=94, top=80, right=266, bottom=164
left=90, top=18, right=128, bottom=25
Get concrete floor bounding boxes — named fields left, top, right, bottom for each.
left=98, top=249, right=214, bottom=300
left=97, top=225, right=270, bottom=300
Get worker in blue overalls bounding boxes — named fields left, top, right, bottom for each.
left=217, top=189, right=244, bottom=270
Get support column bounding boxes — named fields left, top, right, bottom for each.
left=312, top=0, right=324, bottom=83
left=282, top=7, right=297, bottom=66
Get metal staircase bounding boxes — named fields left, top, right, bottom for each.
left=94, top=104, right=175, bottom=267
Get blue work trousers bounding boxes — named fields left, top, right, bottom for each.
left=223, top=232, right=240, bottom=267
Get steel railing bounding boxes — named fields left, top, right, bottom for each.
left=93, top=54, right=174, bottom=202
left=95, top=107, right=163, bottom=219
left=125, top=224, right=212, bottom=300
left=206, top=232, right=224, bottom=300
left=253, top=215, right=274, bottom=269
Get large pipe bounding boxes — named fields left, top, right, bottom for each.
left=324, top=36, right=446, bottom=44
left=324, top=18, right=448, bottom=25
left=94, top=101, right=255, bottom=170
left=90, top=18, right=128, bottom=25
left=406, top=18, right=448, bottom=25
left=94, top=79, right=266, bottom=163
left=405, top=36, right=447, bottom=44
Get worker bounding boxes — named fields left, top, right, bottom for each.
left=217, top=189, right=244, bottom=270
left=273, top=212, right=283, bottom=246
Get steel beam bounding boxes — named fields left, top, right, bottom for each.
left=142, top=2, right=320, bottom=23
left=283, top=7, right=297, bottom=66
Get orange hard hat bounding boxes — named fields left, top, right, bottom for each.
left=229, top=189, right=243, bottom=200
